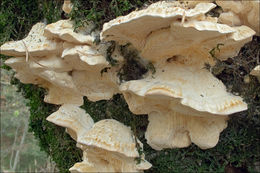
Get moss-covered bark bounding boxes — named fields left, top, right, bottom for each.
left=1, top=0, right=259, bottom=172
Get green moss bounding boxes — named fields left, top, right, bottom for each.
left=10, top=78, right=82, bottom=173
left=1, top=0, right=259, bottom=172
left=117, top=44, right=149, bottom=82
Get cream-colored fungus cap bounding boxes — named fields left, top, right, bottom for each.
left=72, top=70, right=119, bottom=102
left=101, top=1, right=216, bottom=50
left=250, top=65, right=260, bottom=82
left=62, top=0, right=73, bottom=14
left=78, top=119, right=139, bottom=158
left=72, top=119, right=152, bottom=172
left=28, top=54, right=72, bottom=73
left=61, top=42, right=109, bottom=70
left=120, top=61, right=247, bottom=116
left=0, top=22, right=61, bottom=56
left=4, top=57, right=46, bottom=84
left=216, top=0, right=260, bottom=35
left=46, top=104, right=94, bottom=140
left=69, top=151, right=116, bottom=173
left=145, top=110, right=227, bottom=150
left=44, top=20, right=94, bottom=44
left=70, top=147, right=151, bottom=172
left=141, top=21, right=255, bottom=62
left=4, top=57, right=83, bottom=105
left=119, top=59, right=247, bottom=149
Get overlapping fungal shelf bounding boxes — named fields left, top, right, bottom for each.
left=1, top=0, right=258, bottom=172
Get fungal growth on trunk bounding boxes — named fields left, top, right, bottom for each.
left=1, top=0, right=258, bottom=172
left=216, top=0, right=260, bottom=35
left=62, top=0, right=73, bottom=14
left=1, top=20, right=121, bottom=105
left=101, top=0, right=255, bottom=150
left=250, top=65, right=260, bottom=82
left=46, top=105, right=151, bottom=172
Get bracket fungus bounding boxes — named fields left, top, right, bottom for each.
left=1, top=0, right=258, bottom=172
left=4, top=56, right=83, bottom=105
left=250, top=65, right=260, bottom=82
left=46, top=104, right=94, bottom=141
left=0, top=22, right=62, bottom=57
left=145, top=111, right=227, bottom=150
left=216, top=0, right=260, bottom=35
left=1, top=19, right=121, bottom=105
left=62, top=0, right=73, bottom=14
left=101, top=1, right=217, bottom=51
left=101, top=0, right=255, bottom=150
left=73, top=119, right=152, bottom=172
left=44, top=20, right=95, bottom=44
left=46, top=106, right=152, bottom=173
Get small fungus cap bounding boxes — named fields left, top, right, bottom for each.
left=62, top=42, right=109, bottom=68
left=62, top=0, right=73, bottom=14
left=46, top=104, right=94, bottom=139
left=4, top=57, right=45, bottom=84
left=5, top=57, right=83, bottom=106
left=250, top=65, right=260, bottom=77
left=0, top=22, right=61, bottom=56
left=44, top=20, right=94, bottom=44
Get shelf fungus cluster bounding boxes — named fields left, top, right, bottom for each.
left=101, top=1, right=255, bottom=150
left=1, top=19, right=120, bottom=105
left=1, top=0, right=258, bottom=172
left=46, top=104, right=151, bottom=172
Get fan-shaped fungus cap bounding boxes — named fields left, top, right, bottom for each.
left=116, top=16, right=254, bottom=149
left=101, top=1, right=216, bottom=50
left=4, top=57, right=46, bottom=84
left=120, top=61, right=247, bottom=116
left=46, top=104, right=94, bottom=140
left=70, top=148, right=151, bottom=173
left=61, top=42, right=120, bottom=101
left=4, top=57, right=83, bottom=105
left=72, top=69, right=119, bottom=102
left=37, top=70, right=83, bottom=105
left=250, top=65, right=260, bottom=82
left=0, top=22, right=61, bottom=56
left=62, top=42, right=109, bottom=70
left=43, top=83, right=83, bottom=105
left=250, top=65, right=260, bottom=77
left=28, top=54, right=72, bottom=72
left=119, top=59, right=246, bottom=149
left=73, top=119, right=152, bottom=172
left=44, top=20, right=95, bottom=44
left=216, top=0, right=260, bottom=35
left=78, top=119, right=139, bottom=158
left=178, top=0, right=214, bottom=8
left=141, top=21, right=255, bottom=62
left=145, top=110, right=227, bottom=150
left=69, top=152, right=116, bottom=173
left=62, top=0, right=73, bottom=14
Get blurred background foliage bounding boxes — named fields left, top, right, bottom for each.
left=0, top=0, right=259, bottom=172
left=1, top=68, right=57, bottom=172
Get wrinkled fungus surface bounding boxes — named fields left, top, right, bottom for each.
left=1, top=0, right=259, bottom=172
